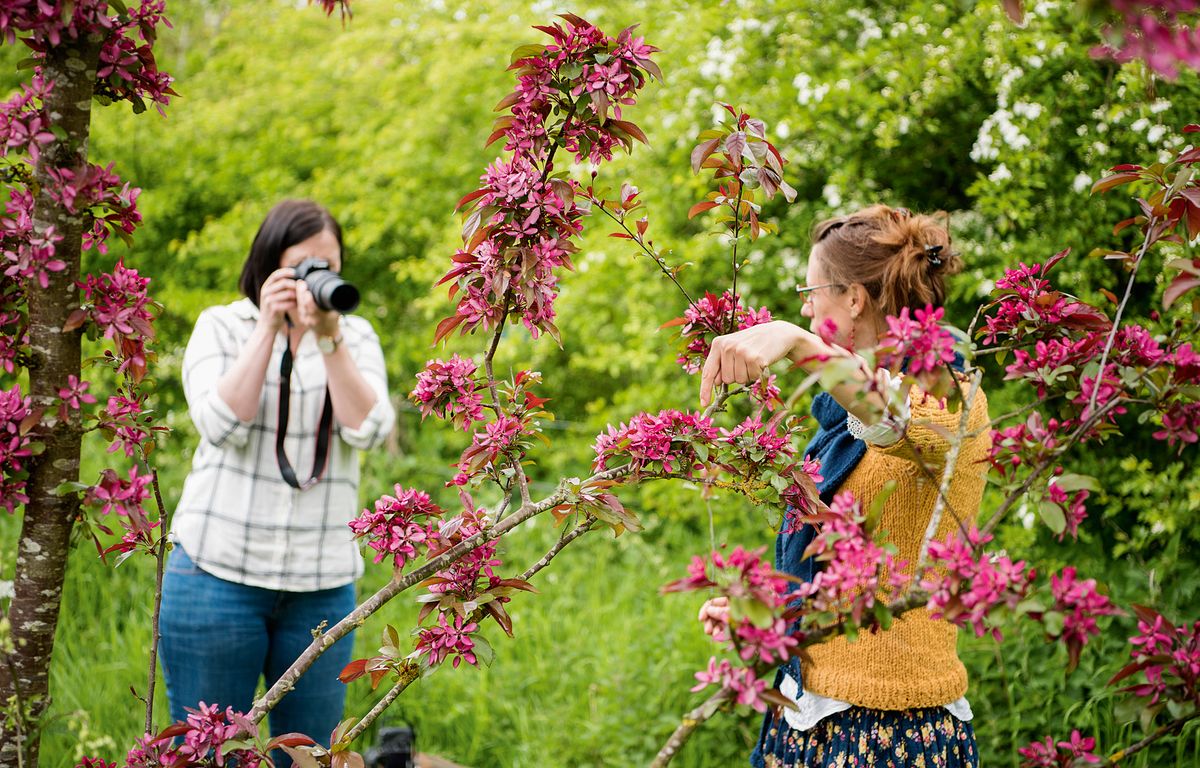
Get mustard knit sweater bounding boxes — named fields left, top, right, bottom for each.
left=801, top=384, right=992, bottom=711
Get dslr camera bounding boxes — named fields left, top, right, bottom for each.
left=293, top=258, right=360, bottom=313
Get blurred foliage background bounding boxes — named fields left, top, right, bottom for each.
left=1, top=0, right=1198, bottom=764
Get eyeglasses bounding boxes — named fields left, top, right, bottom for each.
left=794, top=282, right=846, bottom=301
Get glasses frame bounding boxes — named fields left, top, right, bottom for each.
left=794, top=281, right=847, bottom=300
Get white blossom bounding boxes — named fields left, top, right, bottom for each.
left=1072, top=172, right=1093, bottom=194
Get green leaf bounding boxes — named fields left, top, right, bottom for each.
left=1042, top=610, right=1065, bottom=637
left=1038, top=500, right=1066, bottom=535
left=53, top=480, right=91, bottom=497
left=510, top=44, right=546, bottom=64
left=473, top=633, right=496, bottom=667
left=1053, top=473, right=1098, bottom=493
left=730, top=596, right=774, bottom=628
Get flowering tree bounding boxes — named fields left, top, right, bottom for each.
left=3, top=3, right=1199, bottom=767
left=0, top=2, right=352, bottom=766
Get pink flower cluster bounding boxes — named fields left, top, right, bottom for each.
left=718, top=416, right=791, bottom=466
left=426, top=501, right=502, bottom=598
left=86, top=465, right=152, bottom=524
left=411, top=354, right=485, bottom=431
left=592, top=409, right=718, bottom=478
left=95, top=0, right=176, bottom=115
left=1155, top=400, right=1200, bottom=449
left=1091, top=1, right=1200, bottom=79
left=0, top=304, right=25, bottom=374
left=437, top=16, right=657, bottom=343
left=0, top=385, right=33, bottom=514
left=691, top=657, right=770, bottom=712
left=414, top=612, right=480, bottom=669
left=127, top=702, right=268, bottom=768
left=0, top=0, right=113, bottom=48
left=103, top=392, right=157, bottom=458
left=1048, top=567, right=1120, bottom=651
left=57, top=374, right=97, bottom=421
left=987, top=412, right=1063, bottom=479
left=0, top=73, right=54, bottom=163
left=673, top=291, right=773, bottom=375
left=77, top=258, right=155, bottom=380
left=665, top=547, right=792, bottom=712
left=348, top=485, right=445, bottom=570
left=1120, top=610, right=1200, bottom=706
left=2, top=187, right=65, bottom=290
left=798, top=492, right=909, bottom=624
left=983, top=256, right=1109, bottom=346
left=921, top=526, right=1034, bottom=641
left=1017, top=729, right=1101, bottom=767
left=453, top=413, right=528, bottom=485
left=876, top=304, right=957, bottom=379
left=45, top=162, right=142, bottom=254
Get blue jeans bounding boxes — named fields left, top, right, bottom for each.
left=159, top=545, right=356, bottom=765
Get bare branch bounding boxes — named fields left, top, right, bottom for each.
left=648, top=687, right=732, bottom=768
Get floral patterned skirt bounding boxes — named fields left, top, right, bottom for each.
left=749, top=704, right=978, bottom=768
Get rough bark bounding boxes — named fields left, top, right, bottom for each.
left=0, top=33, right=102, bottom=768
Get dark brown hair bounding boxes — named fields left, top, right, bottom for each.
left=239, top=199, right=343, bottom=306
left=810, top=204, right=962, bottom=317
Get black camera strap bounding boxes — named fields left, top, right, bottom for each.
left=276, top=341, right=333, bottom=491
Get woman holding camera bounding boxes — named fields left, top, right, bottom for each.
left=160, top=200, right=395, bottom=753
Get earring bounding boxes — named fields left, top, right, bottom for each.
left=848, top=321, right=857, bottom=352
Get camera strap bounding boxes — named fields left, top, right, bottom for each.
left=276, top=341, right=333, bottom=491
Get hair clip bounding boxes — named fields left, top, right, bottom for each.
left=924, top=244, right=944, bottom=268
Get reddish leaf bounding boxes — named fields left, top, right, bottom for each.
left=688, top=201, right=719, bottom=219
left=1100, top=288, right=1119, bottom=304
left=524, top=392, right=551, bottom=408
left=63, top=307, right=88, bottom=332
left=1130, top=604, right=1163, bottom=625
left=432, top=315, right=465, bottom=346
left=338, top=658, right=368, bottom=684
left=659, top=316, right=687, bottom=329
left=268, top=734, right=317, bottom=749
left=1001, top=0, right=1024, bottom=24
left=1044, top=248, right=1071, bottom=274
left=609, top=119, right=649, bottom=146
left=1091, top=172, right=1141, bottom=195
left=455, top=188, right=488, bottom=212
left=608, top=232, right=633, bottom=240
left=1164, top=274, right=1200, bottom=309
left=369, top=667, right=390, bottom=690
left=1110, top=163, right=1144, bottom=172
left=484, top=128, right=508, bottom=147
left=18, top=407, right=43, bottom=435
left=1184, top=124, right=1200, bottom=133
left=1112, top=217, right=1140, bottom=236
left=484, top=600, right=514, bottom=637
left=1108, top=659, right=1153, bottom=686
left=690, top=138, right=720, bottom=174
left=493, top=90, right=521, bottom=113
left=153, top=723, right=190, bottom=742
left=497, top=578, right=539, bottom=593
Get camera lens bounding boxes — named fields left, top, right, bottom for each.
left=295, top=259, right=360, bottom=313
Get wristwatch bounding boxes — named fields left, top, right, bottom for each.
left=317, top=332, right=344, bottom=355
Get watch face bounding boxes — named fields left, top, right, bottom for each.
left=318, top=336, right=335, bottom=354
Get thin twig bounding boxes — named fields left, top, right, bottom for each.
left=144, top=467, right=172, bottom=735
left=648, top=687, right=733, bottom=768
left=1092, top=710, right=1200, bottom=766
left=341, top=663, right=420, bottom=745
left=595, top=203, right=697, bottom=308
left=342, top=517, right=598, bottom=746
left=917, top=369, right=984, bottom=569
left=249, top=468, right=628, bottom=723
left=725, top=185, right=746, bottom=335
left=1084, top=216, right=1156, bottom=420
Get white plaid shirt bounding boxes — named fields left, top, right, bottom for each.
left=173, top=298, right=395, bottom=591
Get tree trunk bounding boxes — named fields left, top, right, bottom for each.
left=0, top=33, right=101, bottom=768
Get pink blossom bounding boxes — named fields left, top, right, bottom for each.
left=672, top=292, right=773, bottom=375
left=0, top=385, right=33, bottom=513
left=411, top=354, right=485, bottom=430
left=797, top=492, right=910, bottom=623
left=414, top=612, right=480, bottom=669
left=690, top=657, right=771, bottom=712
left=1046, top=479, right=1089, bottom=541
left=1018, top=729, right=1100, bottom=767
left=1153, top=401, right=1200, bottom=450
left=57, top=374, right=96, bottom=420
left=921, top=527, right=1034, bottom=641
left=1049, top=567, right=1120, bottom=654
left=348, top=485, right=445, bottom=570
left=877, top=304, right=957, bottom=377
left=86, top=465, right=152, bottom=523
left=1122, top=611, right=1200, bottom=707
left=593, top=409, right=717, bottom=478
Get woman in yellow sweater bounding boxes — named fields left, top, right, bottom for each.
left=698, top=204, right=988, bottom=766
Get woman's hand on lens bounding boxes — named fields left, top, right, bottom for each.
left=699, top=321, right=805, bottom=406
left=257, top=268, right=299, bottom=332
left=698, top=596, right=730, bottom=639
left=294, top=280, right=340, bottom=337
